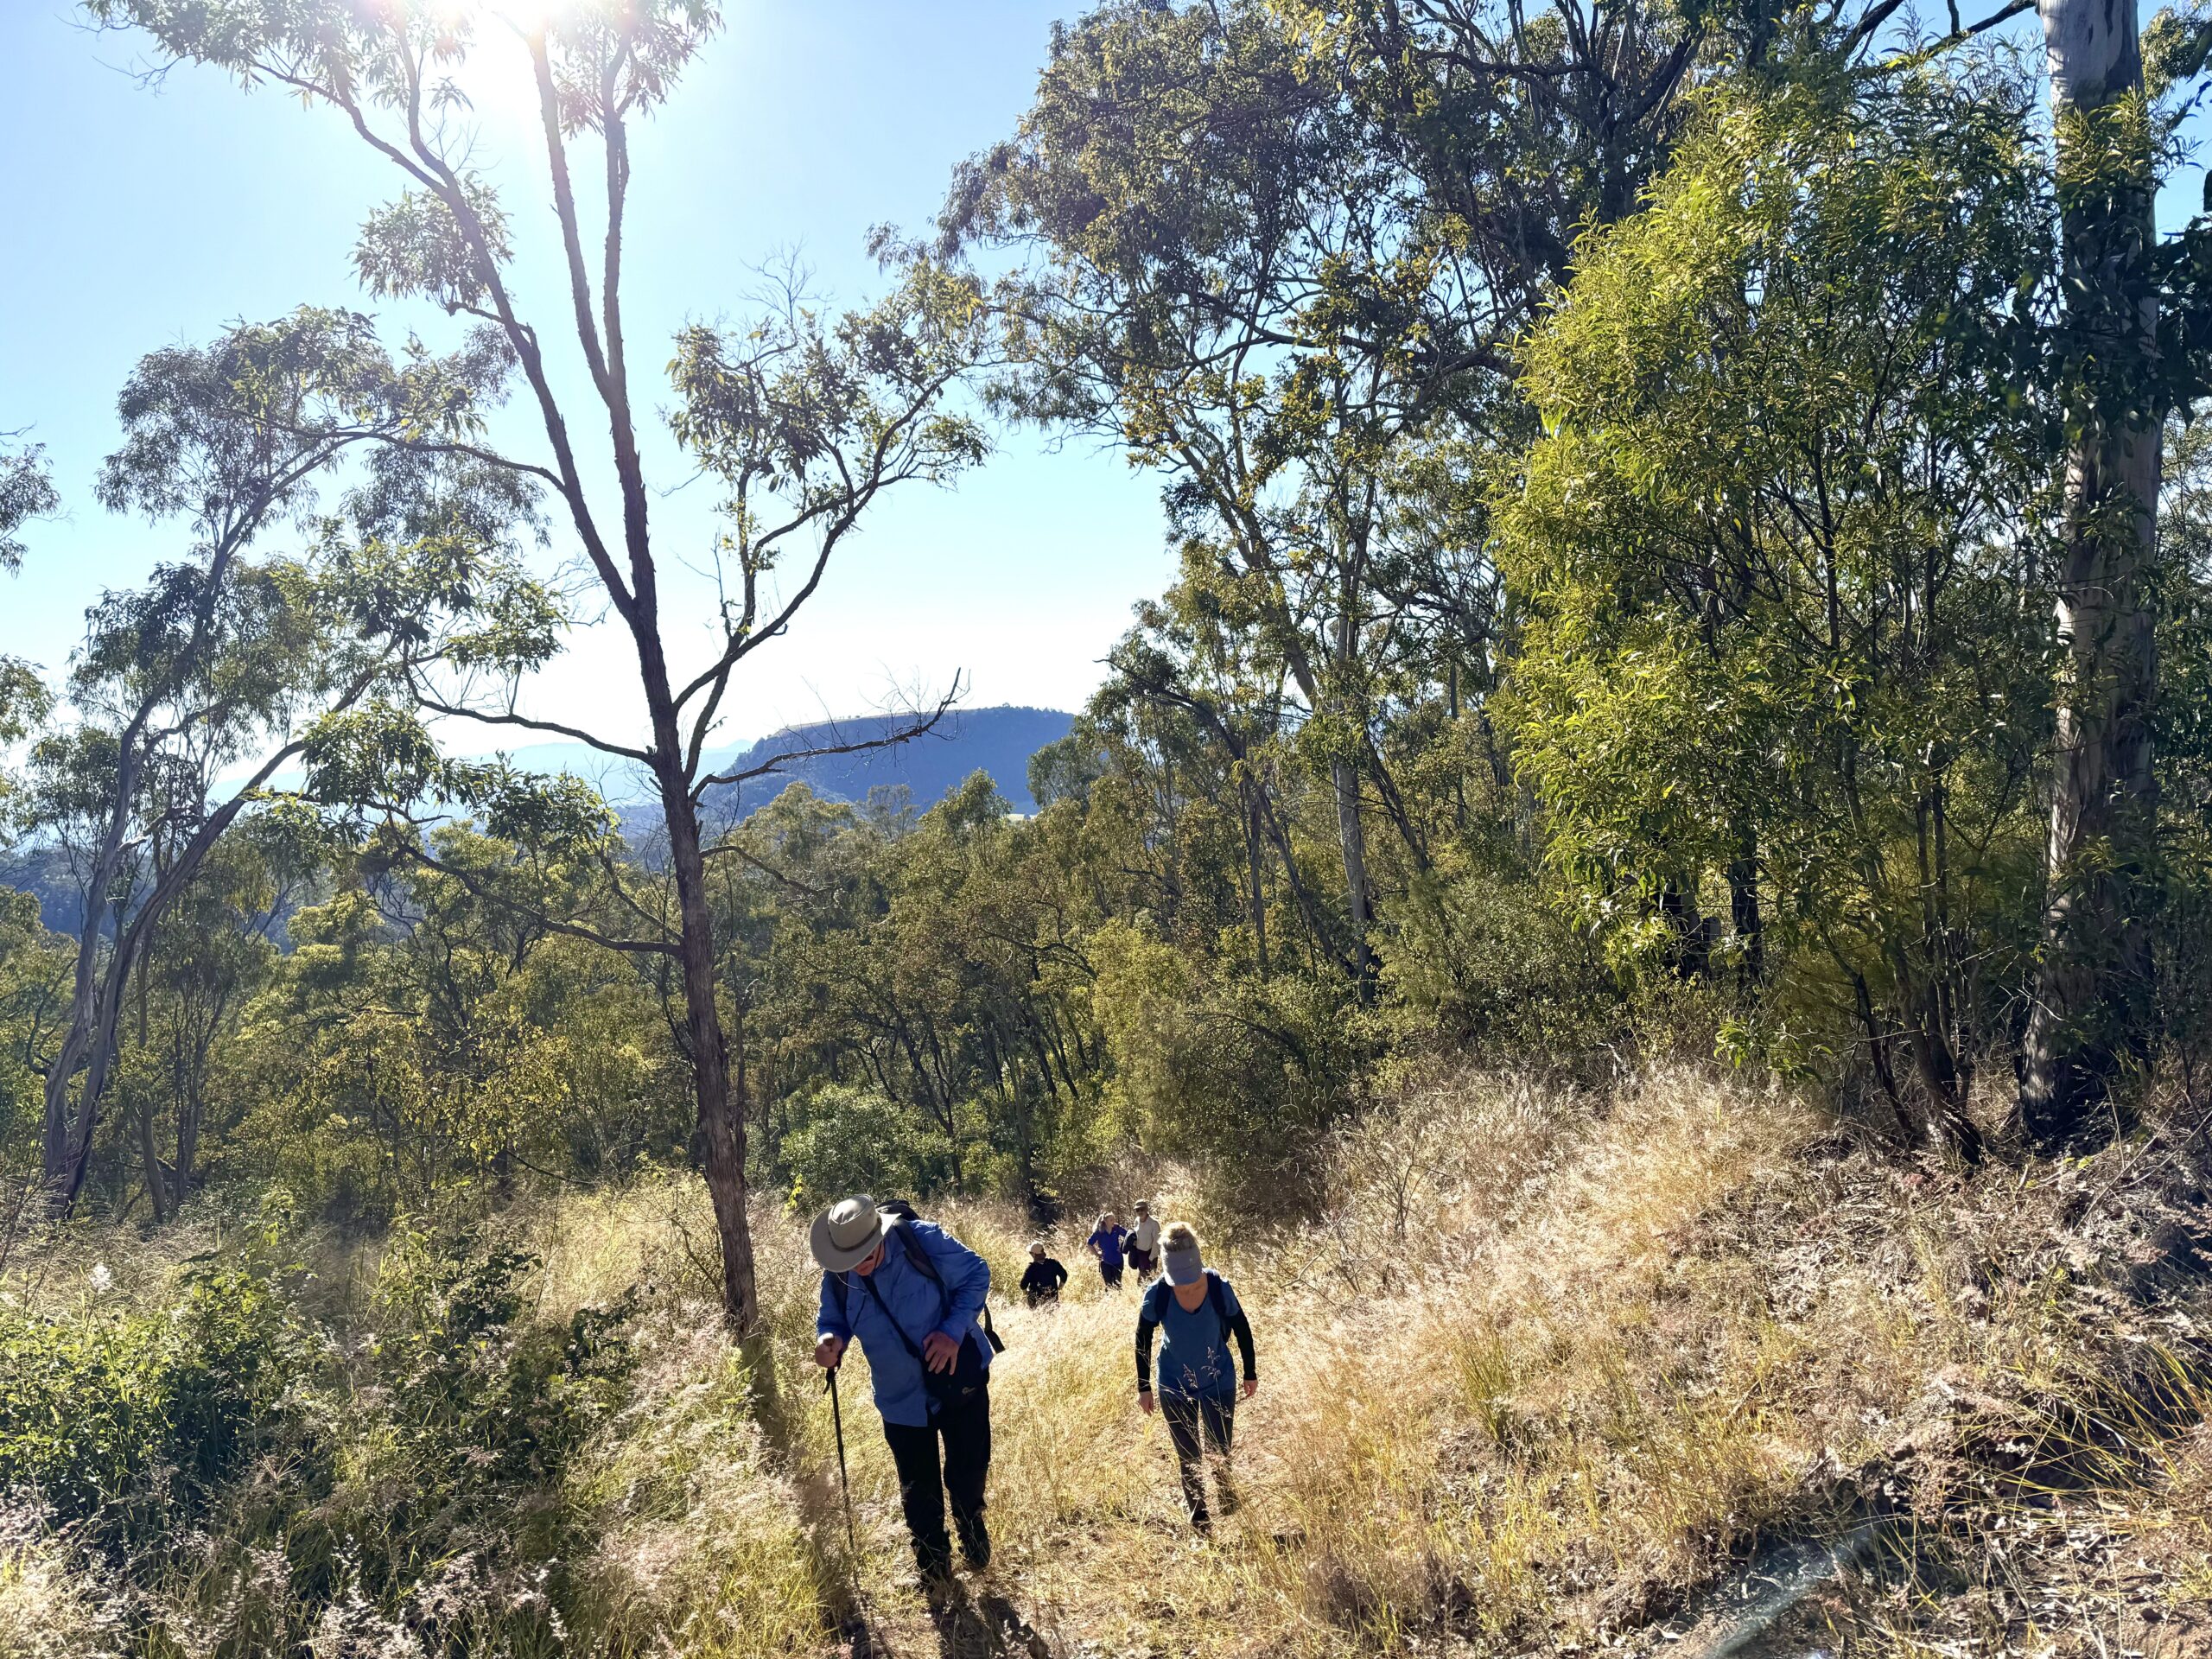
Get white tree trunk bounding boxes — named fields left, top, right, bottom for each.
left=2020, top=0, right=2162, bottom=1138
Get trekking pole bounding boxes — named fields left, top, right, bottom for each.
left=825, top=1365, right=857, bottom=1555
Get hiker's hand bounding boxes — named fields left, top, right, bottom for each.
left=1138, top=1389, right=1156, bottom=1416
left=1242, top=1378, right=1259, bottom=1401
left=923, top=1332, right=960, bottom=1373
left=815, top=1336, right=846, bottom=1370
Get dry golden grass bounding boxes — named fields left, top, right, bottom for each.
left=8, top=1063, right=2210, bottom=1657
left=512, top=1065, right=2212, bottom=1656
left=0, top=1503, right=121, bottom=1659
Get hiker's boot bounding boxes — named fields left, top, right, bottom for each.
left=1214, top=1477, right=1241, bottom=1519
left=914, top=1541, right=955, bottom=1590
left=1187, top=1503, right=1212, bottom=1536
left=957, top=1516, right=992, bottom=1572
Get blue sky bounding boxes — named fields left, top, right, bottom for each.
left=0, top=2, right=1168, bottom=755
left=10, top=3, right=2206, bottom=772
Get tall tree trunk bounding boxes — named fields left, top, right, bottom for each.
left=43, top=740, right=145, bottom=1207
left=140, top=1096, right=170, bottom=1224
left=135, top=962, right=168, bottom=1224
left=1727, top=829, right=1765, bottom=994
left=660, top=763, right=760, bottom=1335
left=1332, top=754, right=1376, bottom=984
left=1242, top=784, right=1271, bottom=978
left=1656, top=878, right=1710, bottom=980
left=2020, top=0, right=2162, bottom=1141
left=175, top=1087, right=200, bottom=1208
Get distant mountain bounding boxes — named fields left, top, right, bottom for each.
left=697, top=704, right=1074, bottom=823
left=3, top=709, right=1077, bottom=932
left=0, top=843, right=86, bottom=938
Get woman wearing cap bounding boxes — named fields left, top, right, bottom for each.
left=811, top=1194, right=995, bottom=1582
left=1125, top=1200, right=1162, bottom=1279
left=1135, top=1222, right=1257, bottom=1533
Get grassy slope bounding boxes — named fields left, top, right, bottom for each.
left=12, top=1065, right=2212, bottom=1657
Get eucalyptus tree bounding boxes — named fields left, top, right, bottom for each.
left=1286, top=0, right=1701, bottom=283
left=2016, top=0, right=2165, bottom=1137
left=90, top=1, right=989, bottom=1331
left=1498, top=71, right=2056, bottom=1156
left=947, top=0, right=1501, bottom=984
left=109, top=826, right=301, bottom=1221
left=1106, top=612, right=1342, bottom=982
left=0, top=443, right=59, bottom=574
left=24, top=309, right=532, bottom=1216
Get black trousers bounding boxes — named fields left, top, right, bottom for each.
left=1160, top=1392, right=1236, bottom=1523
left=880, top=1386, right=991, bottom=1573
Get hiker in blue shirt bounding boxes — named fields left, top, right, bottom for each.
left=1135, top=1222, right=1257, bottom=1533
left=811, top=1195, right=996, bottom=1581
left=1085, top=1210, right=1130, bottom=1290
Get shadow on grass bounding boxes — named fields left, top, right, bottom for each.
left=837, top=1581, right=1055, bottom=1658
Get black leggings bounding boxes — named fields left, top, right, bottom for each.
left=880, top=1387, right=991, bottom=1573
left=1160, top=1392, right=1236, bottom=1522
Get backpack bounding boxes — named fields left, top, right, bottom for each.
left=1150, top=1270, right=1233, bottom=1349
left=827, top=1217, right=1005, bottom=1354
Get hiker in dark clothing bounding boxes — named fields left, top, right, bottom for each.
left=1135, top=1222, right=1257, bottom=1533
left=1086, top=1211, right=1130, bottom=1290
left=1020, top=1242, right=1069, bottom=1307
left=812, top=1195, right=995, bottom=1581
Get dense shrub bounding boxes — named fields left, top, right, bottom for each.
left=775, top=1081, right=958, bottom=1209
left=1092, top=920, right=1384, bottom=1209
left=1380, top=868, right=1625, bottom=1063
left=371, top=1235, right=639, bottom=1493
left=0, top=1268, right=300, bottom=1541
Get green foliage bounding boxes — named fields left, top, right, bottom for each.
left=2149, top=418, right=2212, bottom=1084
left=193, top=1236, right=638, bottom=1655
left=19, top=0, right=2212, bottom=1645
left=1090, top=917, right=1378, bottom=1204
left=0, top=1268, right=301, bottom=1541
left=778, top=1083, right=950, bottom=1211
left=0, top=1230, right=639, bottom=1654
left=228, top=839, right=690, bottom=1221
left=1380, top=866, right=1623, bottom=1061
left=0, top=443, right=57, bottom=575
left=1497, top=65, right=2060, bottom=1146
left=370, top=1235, right=638, bottom=1496
left=0, top=893, right=68, bottom=1182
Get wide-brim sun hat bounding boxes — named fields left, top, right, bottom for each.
left=810, top=1195, right=892, bottom=1273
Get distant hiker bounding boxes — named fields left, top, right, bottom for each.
left=1135, top=1223, right=1257, bottom=1534
left=811, top=1195, right=996, bottom=1582
left=1126, top=1200, right=1162, bottom=1278
left=1020, top=1242, right=1069, bottom=1307
left=1086, top=1211, right=1130, bottom=1290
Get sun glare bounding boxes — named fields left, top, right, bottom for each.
left=418, top=0, right=573, bottom=31
left=493, top=0, right=568, bottom=26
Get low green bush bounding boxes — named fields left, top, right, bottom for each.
left=0, top=1268, right=301, bottom=1542
left=776, top=1081, right=957, bottom=1207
